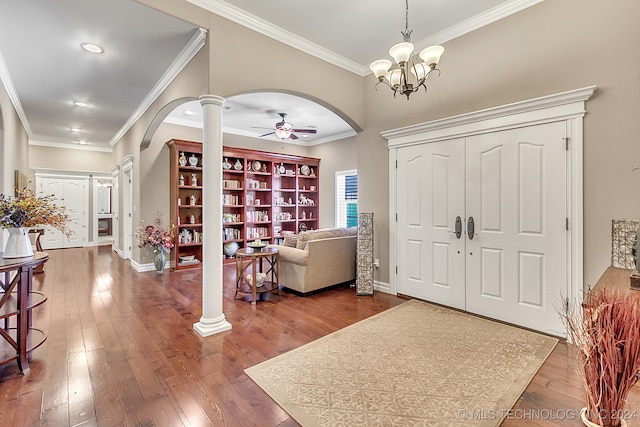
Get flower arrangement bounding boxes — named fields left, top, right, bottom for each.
left=561, top=289, right=640, bottom=427
left=136, top=210, right=175, bottom=253
left=0, top=188, right=71, bottom=236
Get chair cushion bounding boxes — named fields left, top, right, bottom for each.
left=296, top=228, right=353, bottom=250
left=283, top=233, right=298, bottom=248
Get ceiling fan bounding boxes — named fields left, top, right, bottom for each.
left=256, top=113, right=317, bottom=140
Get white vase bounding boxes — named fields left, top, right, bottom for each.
left=3, top=227, right=34, bottom=258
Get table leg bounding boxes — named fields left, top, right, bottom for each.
left=251, top=258, right=257, bottom=306
left=16, top=267, right=29, bottom=374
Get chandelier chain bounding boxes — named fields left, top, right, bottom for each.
left=402, top=0, right=412, bottom=42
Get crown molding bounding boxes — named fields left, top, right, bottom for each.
left=187, top=0, right=542, bottom=77
left=414, top=0, right=544, bottom=50
left=0, top=50, right=33, bottom=135
left=109, top=28, right=208, bottom=146
left=186, top=0, right=368, bottom=76
left=30, top=138, right=112, bottom=153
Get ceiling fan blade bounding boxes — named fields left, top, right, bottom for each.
left=289, top=133, right=299, bottom=140
left=292, top=129, right=317, bottom=134
left=252, top=126, right=275, bottom=130
left=259, top=132, right=275, bottom=137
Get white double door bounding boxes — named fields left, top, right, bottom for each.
left=396, top=122, right=568, bottom=335
left=38, top=177, right=87, bottom=249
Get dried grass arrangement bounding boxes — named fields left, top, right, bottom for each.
left=562, top=289, right=640, bottom=427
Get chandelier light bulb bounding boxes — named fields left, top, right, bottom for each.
left=419, top=45, right=445, bottom=68
left=369, top=0, right=444, bottom=99
left=389, top=42, right=414, bottom=65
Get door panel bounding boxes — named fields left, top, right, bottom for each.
left=396, top=139, right=466, bottom=309
left=39, top=177, right=86, bottom=249
left=465, top=122, right=567, bottom=335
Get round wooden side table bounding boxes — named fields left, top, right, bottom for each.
left=235, top=247, right=280, bottom=306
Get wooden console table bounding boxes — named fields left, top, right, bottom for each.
left=592, top=266, right=635, bottom=294
left=0, top=252, right=49, bottom=374
left=235, top=247, right=280, bottom=306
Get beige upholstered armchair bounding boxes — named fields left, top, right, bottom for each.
left=269, top=227, right=357, bottom=295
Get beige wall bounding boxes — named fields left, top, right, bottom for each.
left=361, top=0, right=640, bottom=287
left=0, top=79, right=28, bottom=194
left=29, top=145, right=112, bottom=173
left=309, top=136, right=357, bottom=229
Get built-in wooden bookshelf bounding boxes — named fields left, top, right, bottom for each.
left=167, top=139, right=204, bottom=270
left=167, top=140, right=320, bottom=268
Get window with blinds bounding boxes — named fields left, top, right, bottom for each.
left=336, top=170, right=358, bottom=228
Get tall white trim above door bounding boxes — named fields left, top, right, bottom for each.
left=384, top=86, right=596, bottom=313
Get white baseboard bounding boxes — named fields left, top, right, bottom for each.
left=131, top=260, right=173, bottom=273
left=374, top=280, right=392, bottom=294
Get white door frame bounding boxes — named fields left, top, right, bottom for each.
left=119, top=156, right=134, bottom=260
left=111, top=165, right=120, bottom=254
left=384, top=86, right=596, bottom=309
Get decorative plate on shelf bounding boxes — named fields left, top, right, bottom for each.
left=278, top=163, right=285, bottom=174
left=252, top=160, right=261, bottom=172
left=300, top=165, right=310, bottom=176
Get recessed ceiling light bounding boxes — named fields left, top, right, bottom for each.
left=70, top=128, right=81, bottom=132
left=183, top=110, right=195, bottom=116
left=302, top=135, right=309, bottom=138
left=77, top=140, right=87, bottom=145
left=73, top=101, right=89, bottom=107
left=81, top=43, right=103, bottom=54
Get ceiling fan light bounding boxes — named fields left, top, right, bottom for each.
left=419, top=45, right=444, bottom=67
left=389, top=42, right=414, bottom=64
left=370, top=59, right=392, bottom=79
left=275, top=128, right=292, bottom=139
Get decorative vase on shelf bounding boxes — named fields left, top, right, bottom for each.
left=179, top=152, right=187, bottom=166
left=3, top=227, right=34, bottom=259
left=154, top=250, right=166, bottom=274
left=234, top=159, right=243, bottom=171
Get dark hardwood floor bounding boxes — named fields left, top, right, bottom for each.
left=1, top=246, right=639, bottom=426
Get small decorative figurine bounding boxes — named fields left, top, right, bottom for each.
left=190, top=194, right=196, bottom=205
left=191, top=173, right=197, bottom=186
left=179, top=174, right=185, bottom=186
left=189, top=214, right=195, bottom=224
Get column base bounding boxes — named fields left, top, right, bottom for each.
left=193, top=314, right=232, bottom=337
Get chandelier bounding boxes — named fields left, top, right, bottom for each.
left=369, top=0, right=444, bottom=100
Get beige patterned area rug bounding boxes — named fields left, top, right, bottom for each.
left=245, top=299, right=558, bottom=426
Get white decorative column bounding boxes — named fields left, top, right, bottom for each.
left=194, top=94, right=232, bottom=336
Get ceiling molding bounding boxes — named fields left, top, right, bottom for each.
left=186, top=0, right=368, bottom=76
left=306, top=130, right=357, bottom=146
left=187, top=0, right=542, bottom=77
left=108, top=28, right=208, bottom=146
left=414, top=0, right=544, bottom=50
left=30, top=138, right=112, bottom=153
left=0, top=50, right=33, bottom=136
left=163, top=116, right=357, bottom=146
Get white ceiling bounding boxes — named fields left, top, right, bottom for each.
left=0, top=0, right=541, bottom=151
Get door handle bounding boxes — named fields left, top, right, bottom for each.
left=454, top=216, right=462, bottom=239
left=467, top=216, right=475, bottom=240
